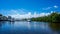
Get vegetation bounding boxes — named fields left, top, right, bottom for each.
left=0, top=12, right=60, bottom=23
left=30, top=12, right=60, bottom=31
left=31, top=12, right=60, bottom=23
left=0, top=14, right=12, bottom=21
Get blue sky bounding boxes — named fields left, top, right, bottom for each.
left=0, top=0, right=60, bottom=18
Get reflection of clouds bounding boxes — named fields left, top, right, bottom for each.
left=34, top=22, right=37, bottom=29
left=27, top=22, right=38, bottom=30
left=39, top=23, right=48, bottom=30
left=41, top=25, right=45, bottom=29
left=41, top=23, right=46, bottom=29
left=27, top=22, right=31, bottom=29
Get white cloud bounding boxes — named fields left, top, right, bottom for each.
left=51, top=11, right=54, bottom=13
left=39, top=13, right=50, bottom=16
left=10, top=5, right=58, bottom=19
left=42, top=5, right=58, bottom=11
left=10, top=12, right=51, bottom=19
left=42, top=7, right=52, bottom=10
left=54, top=5, right=58, bottom=8
left=1, top=9, right=51, bottom=19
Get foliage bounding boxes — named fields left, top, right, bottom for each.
left=31, top=12, right=60, bottom=23
left=0, top=14, right=12, bottom=21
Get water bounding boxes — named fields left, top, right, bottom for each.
left=0, top=21, right=60, bottom=34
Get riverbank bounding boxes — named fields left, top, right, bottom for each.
left=31, top=12, right=60, bottom=23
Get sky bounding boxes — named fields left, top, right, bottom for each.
left=0, top=0, right=60, bottom=19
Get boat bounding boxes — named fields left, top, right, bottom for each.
left=27, top=20, right=31, bottom=22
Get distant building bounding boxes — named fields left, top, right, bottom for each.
left=0, top=14, right=2, bottom=16
left=0, top=14, right=8, bottom=21
left=8, top=16, right=12, bottom=20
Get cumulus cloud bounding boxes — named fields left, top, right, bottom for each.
left=0, top=5, right=58, bottom=19
left=10, top=12, right=51, bottom=19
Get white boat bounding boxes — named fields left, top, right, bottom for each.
left=27, top=20, right=31, bottom=22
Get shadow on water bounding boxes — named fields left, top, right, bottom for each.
left=0, top=21, right=6, bottom=27
left=49, top=23, right=60, bottom=31
left=49, top=23, right=60, bottom=34
left=0, top=21, right=15, bottom=27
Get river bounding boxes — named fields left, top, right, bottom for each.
left=0, top=21, right=60, bottom=34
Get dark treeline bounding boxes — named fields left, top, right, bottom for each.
left=0, top=14, right=14, bottom=21
left=31, top=12, right=60, bottom=23
left=0, top=14, right=8, bottom=21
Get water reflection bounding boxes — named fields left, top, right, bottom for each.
left=8, top=21, right=15, bottom=25
left=34, top=22, right=37, bottom=29
left=0, top=21, right=6, bottom=27
left=49, top=23, right=60, bottom=31
left=49, top=23, right=60, bottom=34
left=0, top=21, right=60, bottom=34
left=27, top=22, right=31, bottom=29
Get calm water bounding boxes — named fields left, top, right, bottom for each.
left=0, top=21, right=60, bottom=34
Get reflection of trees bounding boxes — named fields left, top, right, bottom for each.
left=0, top=21, right=15, bottom=27
left=0, top=21, right=6, bottom=27
left=8, top=21, right=15, bottom=25
left=49, top=23, right=60, bottom=31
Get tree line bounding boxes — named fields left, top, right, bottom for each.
left=0, top=14, right=13, bottom=21
left=31, top=12, right=60, bottom=23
